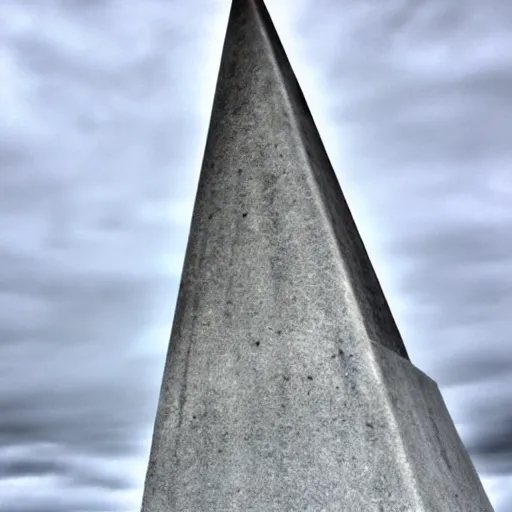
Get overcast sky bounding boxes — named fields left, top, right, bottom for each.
left=1, top=0, right=511, bottom=510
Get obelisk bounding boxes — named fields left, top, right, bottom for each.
left=141, top=0, right=494, bottom=510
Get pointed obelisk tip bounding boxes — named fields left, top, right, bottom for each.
left=230, top=0, right=250, bottom=8
left=229, top=0, right=267, bottom=14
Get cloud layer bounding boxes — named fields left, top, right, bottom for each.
left=1, top=0, right=510, bottom=510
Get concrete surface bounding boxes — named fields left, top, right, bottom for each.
left=141, top=0, right=494, bottom=510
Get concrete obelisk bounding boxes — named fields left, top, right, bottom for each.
left=141, top=0, right=494, bottom=510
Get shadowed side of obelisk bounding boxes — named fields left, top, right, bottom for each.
left=250, top=0, right=410, bottom=362
left=141, top=0, right=494, bottom=510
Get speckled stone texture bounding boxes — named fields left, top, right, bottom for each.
left=140, top=0, right=494, bottom=510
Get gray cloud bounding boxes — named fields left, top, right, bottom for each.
left=0, top=0, right=217, bottom=508
left=1, top=0, right=510, bottom=510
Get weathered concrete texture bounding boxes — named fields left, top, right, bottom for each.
left=141, top=0, right=494, bottom=510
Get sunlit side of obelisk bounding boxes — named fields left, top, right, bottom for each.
left=141, top=0, right=494, bottom=510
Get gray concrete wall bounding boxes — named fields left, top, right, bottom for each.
left=141, top=0, right=493, bottom=510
